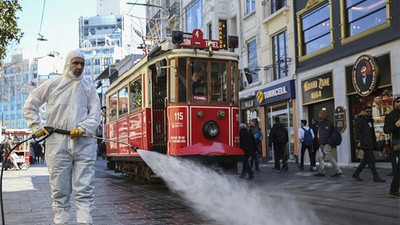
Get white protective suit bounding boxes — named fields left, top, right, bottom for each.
left=23, top=50, right=101, bottom=225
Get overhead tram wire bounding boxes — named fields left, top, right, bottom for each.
left=36, top=0, right=47, bottom=52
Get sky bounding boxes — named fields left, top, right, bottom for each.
left=6, top=0, right=146, bottom=61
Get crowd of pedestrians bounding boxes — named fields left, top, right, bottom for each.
left=238, top=96, right=400, bottom=199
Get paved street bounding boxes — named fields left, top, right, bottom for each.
left=1, top=159, right=399, bottom=225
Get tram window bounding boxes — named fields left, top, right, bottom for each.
left=210, top=62, right=227, bottom=102
left=191, top=61, right=207, bottom=101
left=170, top=58, right=187, bottom=103
left=109, top=93, right=118, bottom=120
left=118, top=87, right=128, bottom=116
left=129, top=79, right=142, bottom=111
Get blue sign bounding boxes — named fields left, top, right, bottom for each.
left=255, top=80, right=295, bottom=106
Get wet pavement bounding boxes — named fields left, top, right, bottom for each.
left=1, top=159, right=399, bottom=225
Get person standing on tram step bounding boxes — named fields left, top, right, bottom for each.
left=269, top=116, right=289, bottom=172
left=314, top=109, right=342, bottom=177
left=298, top=119, right=315, bottom=171
left=383, top=94, right=400, bottom=198
left=239, top=123, right=255, bottom=180
left=352, top=105, right=385, bottom=183
left=23, top=49, right=101, bottom=225
left=249, top=118, right=262, bottom=172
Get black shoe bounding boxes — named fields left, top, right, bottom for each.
left=389, top=191, right=400, bottom=198
left=331, top=172, right=342, bottom=177
left=283, top=164, right=288, bottom=171
left=247, top=175, right=255, bottom=180
left=373, top=176, right=385, bottom=183
left=314, top=173, right=326, bottom=177
left=352, top=173, right=363, bottom=181
left=309, top=167, right=314, bottom=172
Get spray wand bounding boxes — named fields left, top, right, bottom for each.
left=0, top=126, right=137, bottom=225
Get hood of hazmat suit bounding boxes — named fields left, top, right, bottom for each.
left=23, top=49, right=101, bottom=224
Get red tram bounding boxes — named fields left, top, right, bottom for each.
left=104, top=29, right=243, bottom=180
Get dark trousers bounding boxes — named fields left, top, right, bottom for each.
left=390, top=151, right=400, bottom=193
left=300, top=143, right=315, bottom=167
left=250, top=152, right=260, bottom=170
left=274, top=144, right=286, bottom=170
left=241, top=154, right=254, bottom=177
left=354, top=149, right=378, bottom=176
left=389, top=149, right=398, bottom=174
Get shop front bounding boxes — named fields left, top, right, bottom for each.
left=346, top=54, right=393, bottom=162
left=301, top=71, right=337, bottom=160
left=255, top=80, right=296, bottom=162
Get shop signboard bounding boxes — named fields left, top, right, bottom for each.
left=301, top=72, right=333, bottom=105
left=255, top=80, right=295, bottom=106
left=334, top=106, right=346, bottom=133
left=351, top=54, right=379, bottom=97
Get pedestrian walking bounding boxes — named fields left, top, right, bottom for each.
left=269, top=116, right=288, bottom=172
left=298, top=119, right=315, bottom=171
left=383, top=94, right=400, bottom=198
left=249, top=118, right=262, bottom=172
left=23, top=49, right=101, bottom=225
left=239, top=123, right=255, bottom=180
left=314, top=109, right=342, bottom=177
left=352, top=105, right=385, bottom=182
left=309, top=118, right=319, bottom=171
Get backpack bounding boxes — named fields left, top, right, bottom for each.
left=330, top=127, right=342, bottom=147
left=275, top=126, right=288, bottom=144
left=302, top=127, right=313, bottom=146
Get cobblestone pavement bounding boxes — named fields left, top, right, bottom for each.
left=1, top=159, right=399, bottom=225
left=1, top=159, right=216, bottom=225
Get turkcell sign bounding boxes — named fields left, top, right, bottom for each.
left=255, top=80, right=295, bottom=106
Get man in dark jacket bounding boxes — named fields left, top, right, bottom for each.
left=314, top=109, right=342, bottom=177
left=269, top=117, right=288, bottom=172
left=384, top=94, right=400, bottom=198
left=239, top=123, right=255, bottom=180
left=352, top=106, right=385, bottom=182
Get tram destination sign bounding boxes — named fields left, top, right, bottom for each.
left=180, top=29, right=220, bottom=50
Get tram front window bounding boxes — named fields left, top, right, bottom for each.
left=191, top=61, right=207, bottom=101
left=211, top=62, right=227, bottom=102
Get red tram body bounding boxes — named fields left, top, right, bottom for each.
left=105, top=30, right=243, bottom=180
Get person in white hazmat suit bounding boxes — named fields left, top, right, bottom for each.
left=23, top=50, right=101, bottom=225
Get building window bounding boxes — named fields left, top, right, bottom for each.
left=94, top=59, right=100, bottom=65
left=298, top=2, right=332, bottom=57
left=272, top=30, right=288, bottom=80
left=246, top=0, right=256, bottom=15
left=84, top=68, right=91, bottom=75
left=208, top=23, right=212, bottom=39
left=247, top=39, right=258, bottom=83
left=271, top=0, right=287, bottom=14
left=344, top=0, right=387, bottom=37
left=186, top=0, right=203, bottom=32
left=95, top=68, right=101, bottom=75
left=85, top=59, right=91, bottom=66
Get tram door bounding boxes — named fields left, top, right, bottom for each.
left=151, top=61, right=167, bottom=154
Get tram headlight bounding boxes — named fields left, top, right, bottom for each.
left=202, top=120, right=219, bottom=140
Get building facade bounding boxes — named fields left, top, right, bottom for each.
left=294, top=0, right=400, bottom=164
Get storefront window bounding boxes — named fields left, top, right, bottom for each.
left=349, top=88, right=392, bottom=162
